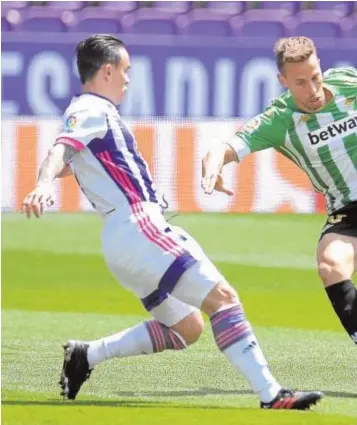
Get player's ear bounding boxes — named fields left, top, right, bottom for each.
left=103, top=64, right=111, bottom=81
left=278, top=73, right=287, bottom=88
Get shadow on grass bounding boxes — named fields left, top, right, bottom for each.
left=2, top=388, right=356, bottom=407
left=114, top=389, right=357, bottom=399
left=2, top=399, right=239, bottom=409
left=115, top=388, right=253, bottom=397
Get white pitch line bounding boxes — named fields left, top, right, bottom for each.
left=4, top=244, right=317, bottom=270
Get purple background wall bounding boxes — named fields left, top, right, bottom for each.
left=2, top=33, right=356, bottom=118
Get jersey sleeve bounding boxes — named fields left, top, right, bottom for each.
left=55, top=108, right=108, bottom=153
left=324, top=67, right=357, bottom=97
left=227, top=107, right=286, bottom=161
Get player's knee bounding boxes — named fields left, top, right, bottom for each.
left=171, top=311, right=204, bottom=346
left=317, top=257, right=332, bottom=280
left=317, top=252, right=350, bottom=285
left=317, top=236, right=355, bottom=286
left=218, top=282, right=239, bottom=305
left=201, top=281, right=239, bottom=316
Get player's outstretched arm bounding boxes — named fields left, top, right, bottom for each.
left=201, top=143, right=237, bottom=196
left=201, top=106, right=285, bottom=197
left=22, top=143, right=76, bottom=219
left=57, top=164, right=73, bottom=178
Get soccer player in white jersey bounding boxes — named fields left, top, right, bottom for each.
left=22, top=35, right=323, bottom=409
left=202, top=36, right=357, bottom=347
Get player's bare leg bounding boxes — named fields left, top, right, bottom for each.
left=317, top=232, right=357, bottom=344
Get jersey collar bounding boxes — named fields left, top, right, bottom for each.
left=78, top=92, right=119, bottom=108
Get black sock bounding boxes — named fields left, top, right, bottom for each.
left=326, top=280, right=357, bottom=345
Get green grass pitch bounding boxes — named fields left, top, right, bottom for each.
left=2, top=212, right=356, bottom=425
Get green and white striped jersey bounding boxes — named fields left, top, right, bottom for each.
left=230, top=67, right=357, bottom=215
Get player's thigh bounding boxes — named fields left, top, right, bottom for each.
left=172, top=259, right=224, bottom=307
left=101, top=215, right=184, bottom=298
left=102, top=218, right=228, bottom=321
left=167, top=225, right=239, bottom=310
left=164, top=225, right=208, bottom=259
left=317, top=232, right=356, bottom=284
left=318, top=214, right=357, bottom=269
left=104, top=222, right=205, bottom=338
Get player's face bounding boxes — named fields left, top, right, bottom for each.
left=106, top=47, right=131, bottom=104
left=278, top=54, right=326, bottom=113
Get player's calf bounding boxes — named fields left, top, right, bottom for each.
left=59, top=313, right=202, bottom=400
left=200, top=281, right=282, bottom=403
left=85, top=316, right=197, bottom=371
left=204, top=284, right=324, bottom=408
left=146, top=320, right=188, bottom=352
left=317, top=234, right=357, bottom=345
left=59, top=318, right=194, bottom=400
left=324, top=279, right=357, bottom=345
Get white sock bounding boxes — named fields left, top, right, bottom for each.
left=211, top=304, right=281, bottom=403
left=86, top=320, right=186, bottom=368
left=224, top=336, right=281, bottom=403
left=87, top=322, right=153, bottom=368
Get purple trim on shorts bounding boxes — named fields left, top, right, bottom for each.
left=141, top=252, right=197, bottom=311
left=141, top=289, right=169, bottom=312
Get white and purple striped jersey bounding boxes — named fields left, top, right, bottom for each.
left=55, top=93, right=158, bottom=218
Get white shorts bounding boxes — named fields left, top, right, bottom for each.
left=101, top=204, right=224, bottom=326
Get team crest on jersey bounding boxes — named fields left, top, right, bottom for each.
left=344, top=97, right=355, bottom=108
left=64, top=115, right=77, bottom=132
left=298, top=114, right=310, bottom=125
left=327, top=214, right=347, bottom=225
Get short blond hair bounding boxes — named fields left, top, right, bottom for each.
left=274, top=37, right=317, bottom=73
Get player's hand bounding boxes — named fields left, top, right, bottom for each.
left=201, top=151, right=234, bottom=196
left=22, top=183, right=56, bottom=219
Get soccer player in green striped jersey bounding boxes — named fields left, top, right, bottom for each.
left=202, top=36, right=357, bottom=346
